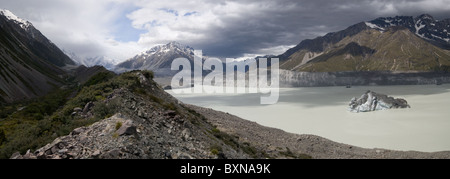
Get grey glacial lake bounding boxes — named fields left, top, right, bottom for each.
left=168, top=84, right=450, bottom=152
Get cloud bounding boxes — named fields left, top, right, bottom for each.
left=1, top=0, right=450, bottom=62
left=127, top=0, right=450, bottom=58
left=0, top=0, right=144, bottom=60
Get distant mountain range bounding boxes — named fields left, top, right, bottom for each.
left=64, top=50, right=116, bottom=70
left=114, top=14, right=450, bottom=75
left=278, top=14, right=450, bottom=72
left=2, top=8, right=450, bottom=99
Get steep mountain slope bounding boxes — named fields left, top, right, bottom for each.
left=280, top=14, right=450, bottom=72
left=0, top=9, right=76, bottom=103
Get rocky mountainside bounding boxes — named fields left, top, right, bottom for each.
left=115, top=42, right=200, bottom=76
left=8, top=71, right=268, bottom=159
left=367, top=14, right=450, bottom=49
left=0, top=9, right=76, bottom=103
left=279, top=14, right=450, bottom=72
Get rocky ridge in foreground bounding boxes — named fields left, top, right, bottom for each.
left=10, top=71, right=262, bottom=159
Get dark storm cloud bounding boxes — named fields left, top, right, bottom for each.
left=177, top=0, right=450, bottom=58
left=1, top=0, right=450, bottom=60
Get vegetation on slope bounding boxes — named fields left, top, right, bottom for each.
left=0, top=70, right=134, bottom=158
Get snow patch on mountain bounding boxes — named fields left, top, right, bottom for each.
left=431, top=34, right=450, bottom=42
left=365, top=22, right=385, bottom=31
left=415, top=20, right=426, bottom=37
left=0, top=9, right=32, bottom=29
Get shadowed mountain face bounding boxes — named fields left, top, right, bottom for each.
left=0, top=10, right=75, bottom=103
left=279, top=14, right=450, bottom=72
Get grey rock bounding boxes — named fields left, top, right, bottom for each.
left=83, top=101, right=95, bottom=115
left=10, top=152, right=22, bottom=159
left=58, top=149, right=68, bottom=154
left=100, top=149, right=121, bottom=159
left=92, top=150, right=101, bottom=158
left=74, top=107, right=83, bottom=112
left=116, top=120, right=137, bottom=136
left=181, top=129, right=191, bottom=140
left=23, top=149, right=37, bottom=159
left=71, top=127, right=85, bottom=136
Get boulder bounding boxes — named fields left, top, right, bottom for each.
left=83, top=101, right=95, bottom=115
left=10, top=152, right=22, bottom=159
left=116, top=120, right=137, bottom=136
left=71, top=127, right=86, bottom=136
left=165, top=110, right=177, bottom=118
left=349, top=90, right=410, bottom=112
left=73, top=107, right=83, bottom=113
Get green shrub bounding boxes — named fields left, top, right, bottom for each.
left=83, top=72, right=115, bottom=87
left=115, top=122, right=122, bottom=130
left=0, top=70, right=155, bottom=158
left=211, top=149, right=219, bottom=155
left=92, top=102, right=112, bottom=119
left=134, top=88, right=147, bottom=95
left=142, top=70, right=154, bottom=79
left=210, top=144, right=222, bottom=155
left=147, top=94, right=163, bottom=104
left=0, top=129, right=6, bottom=145
left=163, top=102, right=177, bottom=111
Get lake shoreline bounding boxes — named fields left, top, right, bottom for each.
left=169, top=84, right=450, bottom=153
left=188, top=104, right=450, bottom=158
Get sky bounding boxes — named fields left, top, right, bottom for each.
left=1, top=0, right=450, bottom=63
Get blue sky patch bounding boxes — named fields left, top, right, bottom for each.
left=112, top=9, right=146, bottom=42
left=184, top=11, right=198, bottom=16
left=159, top=8, right=179, bottom=16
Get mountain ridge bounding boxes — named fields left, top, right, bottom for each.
left=279, top=14, right=450, bottom=72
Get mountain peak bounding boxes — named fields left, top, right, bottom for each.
left=141, top=41, right=193, bottom=56
left=0, top=9, right=32, bottom=29
left=116, top=41, right=196, bottom=74
left=167, top=41, right=186, bottom=48
left=416, top=14, right=435, bottom=21
left=162, top=41, right=193, bottom=51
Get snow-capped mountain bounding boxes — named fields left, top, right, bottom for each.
left=0, top=9, right=32, bottom=29
left=115, top=41, right=200, bottom=76
left=64, top=50, right=116, bottom=70
left=117, top=41, right=194, bottom=70
left=365, top=14, right=450, bottom=49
